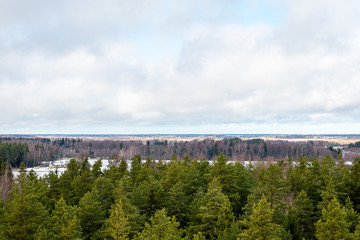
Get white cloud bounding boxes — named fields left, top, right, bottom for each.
left=1, top=0, right=360, bottom=133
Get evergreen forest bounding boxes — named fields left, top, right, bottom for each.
left=1, top=153, right=360, bottom=239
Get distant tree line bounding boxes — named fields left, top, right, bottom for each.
left=2, top=154, right=360, bottom=239
left=0, top=142, right=28, bottom=167
left=349, top=141, right=360, bottom=148
left=0, top=137, right=339, bottom=168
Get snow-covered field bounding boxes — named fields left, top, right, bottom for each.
left=12, top=158, right=354, bottom=179
left=13, top=158, right=110, bottom=178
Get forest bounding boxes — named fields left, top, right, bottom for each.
left=1, top=153, right=360, bottom=239
left=0, top=136, right=340, bottom=168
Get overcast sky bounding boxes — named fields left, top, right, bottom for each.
left=1, top=0, right=360, bottom=134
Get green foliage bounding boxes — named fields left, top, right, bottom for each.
left=211, top=153, right=245, bottom=216
left=104, top=158, right=128, bottom=184
left=240, top=195, right=281, bottom=240
left=246, top=162, right=289, bottom=218
left=192, top=232, right=206, bottom=240
left=353, top=218, right=360, bottom=239
left=166, top=181, right=189, bottom=227
left=0, top=142, right=29, bottom=167
left=194, top=178, right=234, bottom=239
left=104, top=199, right=130, bottom=240
left=92, top=177, right=115, bottom=216
left=315, top=198, right=350, bottom=240
left=346, top=158, right=360, bottom=212
left=135, top=209, right=183, bottom=240
left=130, top=154, right=142, bottom=184
left=79, top=189, right=107, bottom=239
left=113, top=180, right=144, bottom=238
left=3, top=174, right=47, bottom=240
left=344, top=197, right=359, bottom=233
left=92, top=158, right=103, bottom=178
left=318, top=178, right=337, bottom=213
left=37, top=197, right=82, bottom=240
left=217, top=220, right=243, bottom=240
left=287, top=190, right=316, bottom=240
left=72, top=159, right=93, bottom=205
left=131, top=176, right=166, bottom=219
left=3, top=152, right=360, bottom=240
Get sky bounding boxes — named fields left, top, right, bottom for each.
left=1, top=0, right=360, bottom=134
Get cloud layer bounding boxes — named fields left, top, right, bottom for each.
left=1, top=0, right=360, bottom=133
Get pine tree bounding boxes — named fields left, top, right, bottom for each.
left=210, top=153, right=230, bottom=186
left=60, top=216, right=83, bottom=240
left=119, top=158, right=128, bottom=175
left=344, top=197, right=359, bottom=233
left=231, top=162, right=254, bottom=216
left=308, top=157, right=322, bottom=205
left=167, top=181, right=189, bottom=227
left=210, top=153, right=245, bottom=216
left=353, top=217, right=360, bottom=239
left=44, top=170, right=61, bottom=204
left=288, top=156, right=312, bottom=195
left=45, top=197, right=82, bottom=240
left=135, top=209, right=183, bottom=240
left=3, top=173, right=47, bottom=240
left=104, top=199, right=130, bottom=240
left=192, top=232, right=206, bottom=240
left=130, top=154, right=142, bottom=184
left=59, top=158, right=80, bottom=204
left=104, top=158, right=128, bottom=184
left=196, top=178, right=234, bottom=239
left=131, top=176, right=166, bottom=219
left=182, top=159, right=208, bottom=199
left=72, top=158, right=93, bottom=204
left=318, top=178, right=337, bottom=213
left=79, top=189, right=106, bottom=240
left=218, top=220, right=243, bottom=240
left=0, top=199, right=5, bottom=239
left=315, top=198, right=350, bottom=240
left=91, top=158, right=103, bottom=179
left=288, top=190, right=316, bottom=240
left=240, top=195, right=281, bottom=240
left=92, top=177, right=115, bottom=216
left=113, top=180, right=144, bottom=238
left=346, top=158, right=360, bottom=212
left=249, top=163, right=289, bottom=210
left=320, top=155, right=337, bottom=186
left=162, top=160, right=184, bottom=190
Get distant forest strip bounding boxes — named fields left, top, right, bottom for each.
left=1, top=154, right=360, bottom=239
left=0, top=137, right=348, bottom=168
